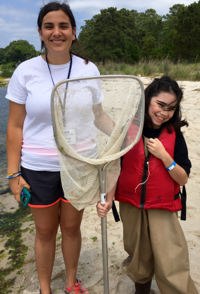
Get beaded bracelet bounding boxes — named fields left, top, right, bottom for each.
left=166, top=161, right=176, bottom=171
left=7, top=171, right=21, bottom=179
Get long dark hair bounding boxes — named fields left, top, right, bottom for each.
left=37, top=1, right=88, bottom=63
left=144, top=76, right=188, bottom=135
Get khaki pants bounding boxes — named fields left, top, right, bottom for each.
left=120, top=202, right=198, bottom=294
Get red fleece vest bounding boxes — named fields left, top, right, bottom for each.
left=115, top=128, right=182, bottom=212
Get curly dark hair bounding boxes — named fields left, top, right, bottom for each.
left=144, top=76, right=188, bottom=135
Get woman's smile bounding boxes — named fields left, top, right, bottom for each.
left=38, top=10, right=76, bottom=64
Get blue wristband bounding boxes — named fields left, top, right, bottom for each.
left=7, top=172, right=21, bottom=179
left=166, top=161, right=176, bottom=171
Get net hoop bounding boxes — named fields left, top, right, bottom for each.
left=51, top=75, right=144, bottom=165
left=51, top=75, right=144, bottom=210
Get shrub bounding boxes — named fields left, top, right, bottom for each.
left=0, top=69, right=14, bottom=78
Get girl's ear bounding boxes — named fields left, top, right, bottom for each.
left=38, top=28, right=43, bottom=41
left=72, top=27, right=76, bottom=41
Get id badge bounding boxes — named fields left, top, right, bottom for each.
left=64, top=128, right=76, bottom=145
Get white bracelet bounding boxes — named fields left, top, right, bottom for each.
left=166, top=161, right=176, bottom=171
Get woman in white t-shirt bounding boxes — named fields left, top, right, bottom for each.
left=6, top=2, right=109, bottom=294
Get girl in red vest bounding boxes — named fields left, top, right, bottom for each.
left=97, top=76, right=198, bottom=294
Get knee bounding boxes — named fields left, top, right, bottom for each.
left=60, top=222, right=81, bottom=237
left=35, top=225, right=58, bottom=242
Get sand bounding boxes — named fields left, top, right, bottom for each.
left=0, top=77, right=199, bottom=294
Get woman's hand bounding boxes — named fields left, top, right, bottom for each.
left=147, top=138, right=188, bottom=186
left=96, top=200, right=113, bottom=218
left=96, top=182, right=117, bottom=217
left=9, top=176, right=31, bottom=203
left=147, top=138, right=167, bottom=160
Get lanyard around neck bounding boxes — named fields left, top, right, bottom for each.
left=46, top=53, right=73, bottom=127
left=46, top=53, right=73, bottom=86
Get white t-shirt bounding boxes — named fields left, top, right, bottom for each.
left=6, top=55, right=103, bottom=171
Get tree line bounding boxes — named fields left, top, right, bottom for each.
left=77, top=1, right=200, bottom=64
left=0, top=40, right=39, bottom=77
left=1, top=1, right=200, bottom=68
left=0, top=40, right=38, bottom=66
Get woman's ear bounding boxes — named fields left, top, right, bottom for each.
left=72, top=27, right=76, bottom=41
left=38, top=28, right=43, bottom=41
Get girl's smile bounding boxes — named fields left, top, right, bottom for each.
left=38, top=10, right=76, bottom=64
left=148, top=91, right=177, bottom=129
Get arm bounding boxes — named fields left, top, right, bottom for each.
left=93, top=103, right=115, bottom=136
left=96, top=181, right=117, bottom=217
left=6, top=101, right=30, bottom=202
left=147, top=138, right=188, bottom=186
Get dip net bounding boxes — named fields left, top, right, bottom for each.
left=51, top=75, right=144, bottom=210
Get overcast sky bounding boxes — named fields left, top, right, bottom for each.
left=0, top=0, right=196, bottom=50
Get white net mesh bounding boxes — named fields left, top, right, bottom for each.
left=51, top=75, right=144, bottom=210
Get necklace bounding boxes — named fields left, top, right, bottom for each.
left=45, top=53, right=72, bottom=86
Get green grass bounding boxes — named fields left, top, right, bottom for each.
left=97, top=59, right=200, bottom=81
left=1, top=59, right=200, bottom=83
left=0, top=205, right=33, bottom=294
left=2, top=59, right=200, bottom=82
left=91, top=236, right=97, bottom=242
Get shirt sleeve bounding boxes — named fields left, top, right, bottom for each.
left=5, top=66, right=27, bottom=104
left=93, top=80, right=104, bottom=105
left=90, top=64, right=104, bottom=105
left=174, top=134, right=191, bottom=176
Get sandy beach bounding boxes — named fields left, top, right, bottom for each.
left=0, top=76, right=199, bottom=294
